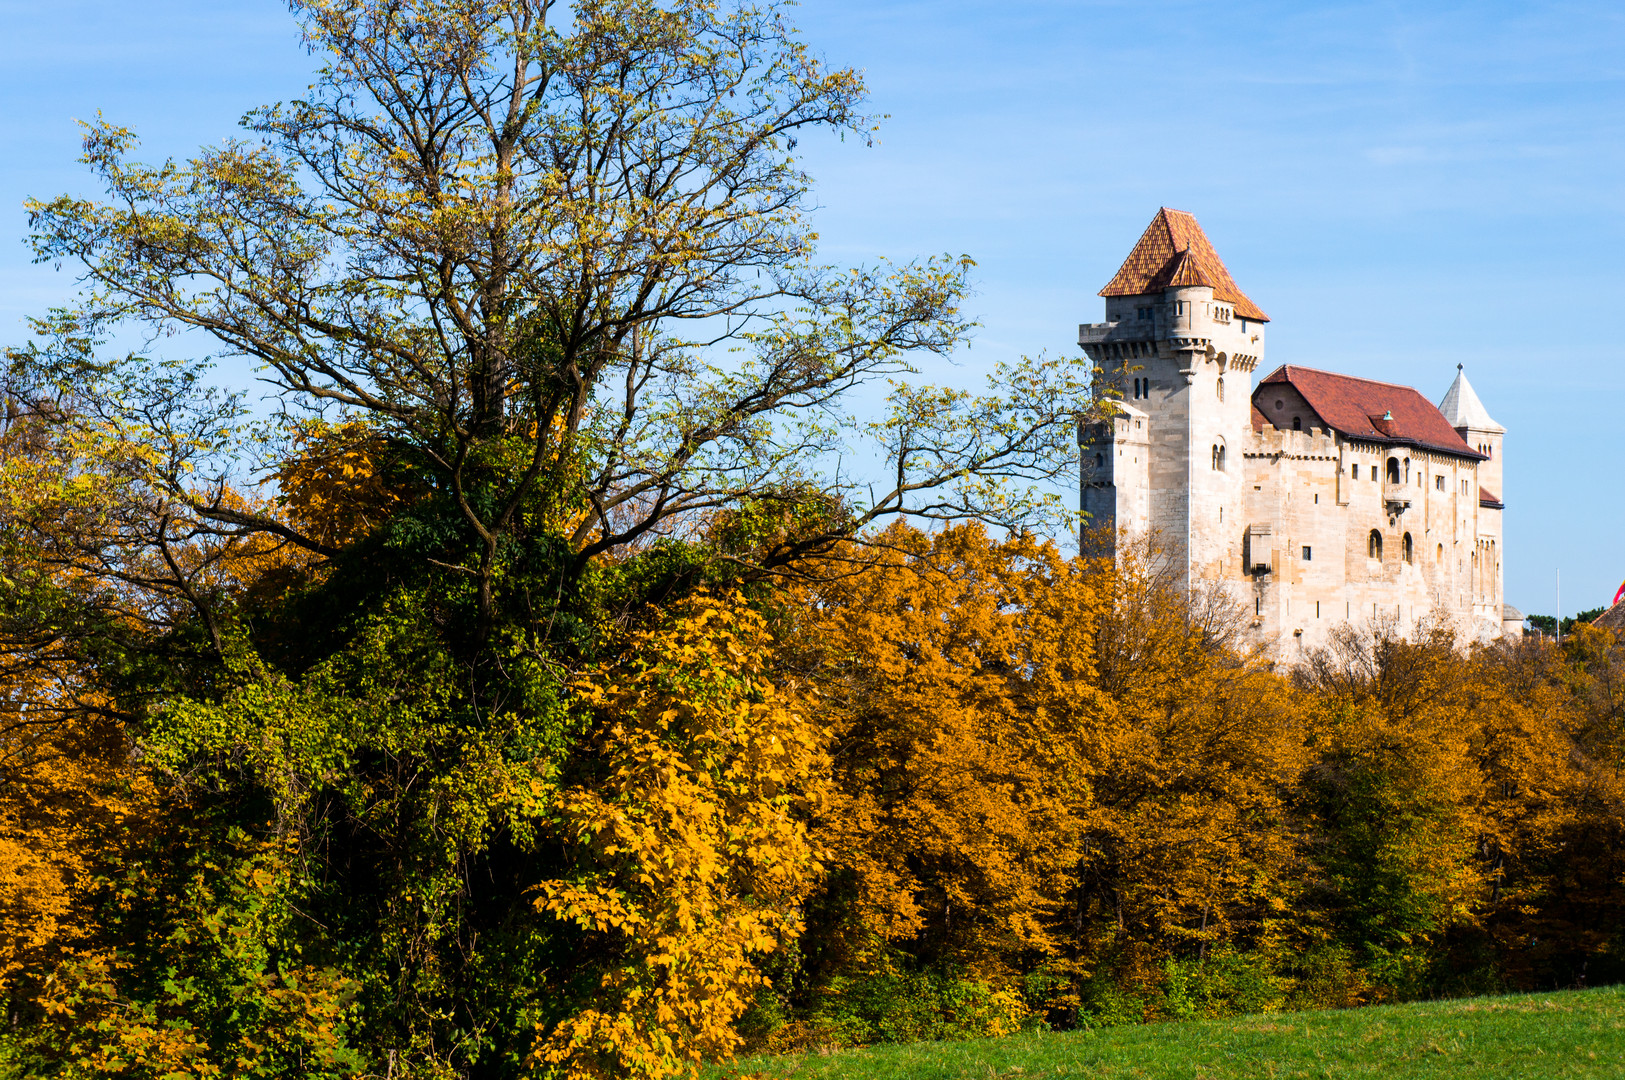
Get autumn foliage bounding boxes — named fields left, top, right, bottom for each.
left=533, top=599, right=828, bottom=1079
left=9, top=460, right=1625, bottom=1076
left=6, top=0, right=1625, bottom=1076
left=5, top=351, right=1625, bottom=1076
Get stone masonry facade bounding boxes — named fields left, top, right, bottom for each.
left=1078, top=209, right=1514, bottom=657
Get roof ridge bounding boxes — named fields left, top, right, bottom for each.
left=1270, top=364, right=1435, bottom=393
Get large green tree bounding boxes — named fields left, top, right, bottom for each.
left=2, top=1, right=1089, bottom=1075
left=19, top=0, right=1086, bottom=623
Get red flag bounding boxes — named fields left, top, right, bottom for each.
left=1614, top=580, right=1625, bottom=607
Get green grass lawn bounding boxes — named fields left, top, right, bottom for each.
left=719, top=985, right=1625, bottom=1079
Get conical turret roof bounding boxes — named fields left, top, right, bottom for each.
left=1099, top=208, right=1268, bottom=322
left=1438, top=365, right=1503, bottom=434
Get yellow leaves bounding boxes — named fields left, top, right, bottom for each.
left=531, top=594, right=828, bottom=1080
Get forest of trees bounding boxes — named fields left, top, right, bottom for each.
left=4, top=1, right=1625, bottom=1077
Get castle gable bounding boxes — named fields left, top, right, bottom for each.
left=1098, top=208, right=1269, bottom=321
left=1254, top=365, right=1484, bottom=460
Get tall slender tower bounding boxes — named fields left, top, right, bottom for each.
left=1078, top=209, right=1266, bottom=583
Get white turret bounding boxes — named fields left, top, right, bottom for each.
left=1439, top=365, right=1505, bottom=635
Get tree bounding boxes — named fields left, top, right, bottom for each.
left=534, top=596, right=828, bottom=1079
left=786, top=524, right=1086, bottom=982
left=1296, top=621, right=1489, bottom=997
left=768, top=527, right=1309, bottom=1036
left=6, top=3, right=1092, bottom=1074
left=19, top=0, right=1088, bottom=629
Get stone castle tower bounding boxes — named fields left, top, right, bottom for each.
left=1079, top=208, right=1512, bottom=653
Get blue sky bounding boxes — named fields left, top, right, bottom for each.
left=2, top=0, right=1621, bottom=617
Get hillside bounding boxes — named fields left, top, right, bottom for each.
left=722, top=986, right=1625, bottom=1080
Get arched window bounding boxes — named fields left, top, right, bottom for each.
left=1368, top=530, right=1383, bottom=560
left=1094, top=453, right=1103, bottom=470
left=1292, top=416, right=1302, bottom=431
left=1403, top=532, right=1413, bottom=564
left=1386, top=457, right=1401, bottom=484
left=1436, top=543, right=1444, bottom=567
left=1217, top=376, right=1225, bottom=402
left=1211, top=443, right=1226, bottom=471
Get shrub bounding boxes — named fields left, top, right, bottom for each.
left=771, top=972, right=1027, bottom=1050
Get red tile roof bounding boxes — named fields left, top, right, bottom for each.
left=1479, top=487, right=1503, bottom=509
left=1252, top=365, right=1485, bottom=460
left=1100, top=208, right=1269, bottom=322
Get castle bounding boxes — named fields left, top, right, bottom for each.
left=1078, top=208, right=1517, bottom=654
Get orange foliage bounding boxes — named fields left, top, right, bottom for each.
left=786, top=525, right=1308, bottom=1001
left=274, top=420, right=420, bottom=548
left=787, top=525, right=1084, bottom=974
left=0, top=690, right=148, bottom=1003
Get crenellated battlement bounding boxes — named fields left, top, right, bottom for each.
left=1246, top=425, right=1340, bottom=459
